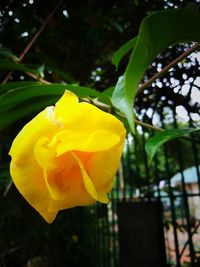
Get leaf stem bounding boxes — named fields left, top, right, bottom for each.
left=137, top=42, right=200, bottom=94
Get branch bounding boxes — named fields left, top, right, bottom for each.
left=137, top=42, right=200, bottom=95
left=134, top=119, right=164, bottom=132
left=26, top=72, right=51, bottom=84
left=2, top=0, right=64, bottom=84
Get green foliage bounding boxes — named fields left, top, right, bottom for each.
left=145, top=128, right=200, bottom=165
left=0, top=47, right=19, bottom=62
left=0, top=59, right=43, bottom=76
left=0, top=82, right=107, bottom=131
left=112, top=75, right=136, bottom=132
left=112, top=5, right=200, bottom=132
left=112, top=37, right=137, bottom=70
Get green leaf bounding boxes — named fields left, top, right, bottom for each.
left=0, top=81, right=37, bottom=95
left=0, top=82, right=103, bottom=113
left=0, top=47, right=19, bottom=62
left=0, top=59, right=41, bottom=75
left=112, top=75, right=135, bottom=133
left=0, top=96, right=58, bottom=131
left=37, top=64, right=45, bottom=78
left=102, top=87, right=114, bottom=98
left=112, top=37, right=137, bottom=70
left=96, top=86, right=115, bottom=104
left=0, top=82, right=109, bottom=130
left=145, top=128, right=200, bottom=165
left=112, top=5, right=200, bottom=133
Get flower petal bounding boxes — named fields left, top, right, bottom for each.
left=10, top=157, right=57, bottom=223
left=54, top=90, right=79, bottom=123
left=9, top=107, right=60, bottom=223
left=86, top=143, right=124, bottom=191
left=72, top=152, right=109, bottom=204
left=77, top=103, right=126, bottom=136
left=34, top=140, right=95, bottom=205
left=54, top=91, right=126, bottom=138
left=43, top=153, right=78, bottom=200
left=9, top=107, right=58, bottom=161
left=54, top=130, right=120, bottom=156
left=46, top=164, right=95, bottom=212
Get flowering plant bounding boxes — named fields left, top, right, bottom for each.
left=0, top=4, right=199, bottom=224
left=9, top=91, right=126, bottom=223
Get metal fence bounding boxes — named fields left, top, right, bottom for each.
left=86, top=108, right=200, bottom=267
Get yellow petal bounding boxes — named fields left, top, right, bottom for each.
left=97, top=192, right=109, bottom=203
left=9, top=107, right=60, bottom=223
left=34, top=142, right=95, bottom=206
left=54, top=91, right=126, bottom=138
left=34, top=136, right=55, bottom=170
left=10, top=157, right=57, bottom=223
left=72, top=152, right=109, bottom=204
left=54, top=130, right=120, bottom=156
left=9, top=107, right=58, bottom=161
left=42, top=153, right=77, bottom=200
left=72, top=152, right=97, bottom=200
left=86, top=142, right=124, bottom=192
left=46, top=162, right=95, bottom=212
left=54, top=90, right=78, bottom=123
left=76, top=103, right=126, bottom=136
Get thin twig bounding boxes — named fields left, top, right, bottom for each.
left=91, top=99, right=111, bottom=110
left=117, top=112, right=200, bottom=144
left=134, top=119, right=164, bottom=132
left=117, top=111, right=164, bottom=132
left=2, top=180, right=13, bottom=198
left=2, top=0, right=64, bottom=84
left=137, top=43, right=200, bottom=95
left=26, top=72, right=51, bottom=84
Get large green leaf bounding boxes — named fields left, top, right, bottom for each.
left=0, top=82, right=103, bottom=112
left=0, top=82, right=108, bottom=130
left=0, top=81, right=37, bottom=95
left=112, top=75, right=135, bottom=132
left=112, top=37, right=137, bottom=70
left=0, top=96, right=58, bottom=131
left=0, top=59, right=42, bottom=75
left=112, top=5, right=200, bottom=133
left=0, top=47, right=19, bottom=62
left=145, top=128, right=200, bottom=165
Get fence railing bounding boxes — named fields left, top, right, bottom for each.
left=89, top=109, right=200, bottom=267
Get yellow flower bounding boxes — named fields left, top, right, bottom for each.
left=9, top=91, right=126, bottom=223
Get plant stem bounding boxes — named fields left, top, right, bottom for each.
left=2, top=0, right=64, bottom=84
left=26, top=72, right=51, bottom=84
left=137, top=42, right=200, bottom=94
left=116, top=111, right=164, bottom=132
left=134, top=119, right=164, bottom=132
left=17, top=41, right=200, bottom=90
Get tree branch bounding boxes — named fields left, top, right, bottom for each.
left=2, top=0, right=64, bottom=84
left=134, top=119, right=164, bottom=132
left=137, top=43, right=200, bottom=95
